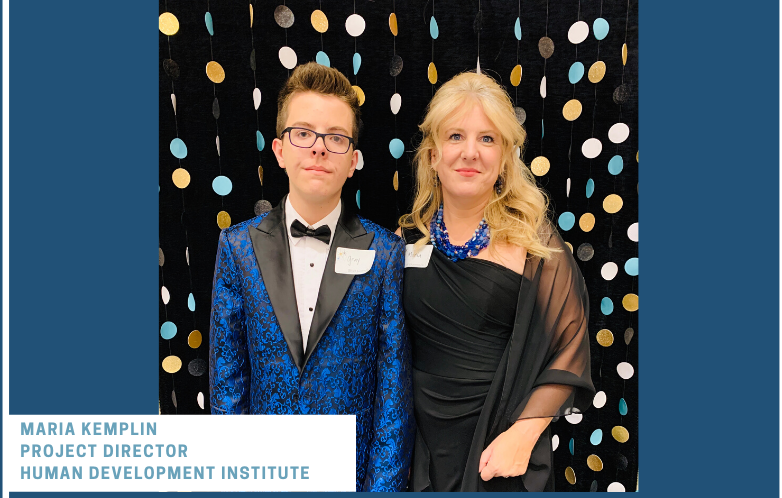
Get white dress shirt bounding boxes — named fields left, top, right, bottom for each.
left=285, top=197, right=341, bottom=351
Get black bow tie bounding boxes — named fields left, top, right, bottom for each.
left=290, top=219, right=332, bottom=244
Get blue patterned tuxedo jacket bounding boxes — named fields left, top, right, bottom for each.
left=209, top=198, right=414, bottom=491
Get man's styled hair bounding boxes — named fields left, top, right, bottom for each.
left=276, top=62, right=361, bottom=146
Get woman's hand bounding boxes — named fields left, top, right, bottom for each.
left=478, top=417, right=552, bottom=481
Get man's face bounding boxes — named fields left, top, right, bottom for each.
left=272, top=91, right=358, bottom=207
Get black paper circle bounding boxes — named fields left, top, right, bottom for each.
left=250, top=49, right=256, bottom=71
left=159, top=248, right=164, bottom=266
left=577, top=243, right=594, bottom=261
left=613, top=84, right=630, bottom=105
left=473, top=11, right=483, bottom=33
left=616, top=453, right=628, bottom=470
left=389, top=55, right=403, bottom=77
left=212, top=97, right=220, bottom=120
left=274, top=5, right=294, bottom=28
left=254, top=200, right=273, bottom=216
left=188, top=358, right=207, bottom=377
left=514, top=107, right=526, bottom=126
left=163, top=59, right=180, bottom=80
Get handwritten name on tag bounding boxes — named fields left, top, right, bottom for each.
left=335, top=248, right=376, bottom=275
left=405, top=244, right=433, bottom=268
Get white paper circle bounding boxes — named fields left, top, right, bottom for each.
left=628, top=222, right=638, bottom=242
left=582, top=138, right=602, bottom=158
left=345, top=14, right=366, bottom=36
left=253, top=88, right=261, bottom=110
left=593, top=390, right=607, bottom=409
left=566, top=177, right=571, bottom=197
left=513, top=145, right=521, bottom=158
left=216, top=136, right=220, bottom=156
left=161, top=286, right=170, bottom=305
left=568, top=21, right=589, bottom=44
left=197, top=392, right=204, bottom=410
left=186, top=247, right=189, bottom=265
left=540, top=76, right=547, bottom=98
left=390, top=93, right=401, bottom=115
left=278, top=46, right=297, bottom=69
left=617, top=362, right=635, bottom=379
left=565, top=413, right=583, bottom=424
left=607, top=482, right=626, bottom=492
left=608, top=122, right=630, bottom=144
left=601, top=262, right=618, bottom=280
left=552, top=435, right=559, bottom=451
left=171, top=93, right=176, bottom=114
left=355, top=150, right=364, bottom=171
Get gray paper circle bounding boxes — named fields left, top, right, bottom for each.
left=212, top=97, right=220, bottom=120
left=389, top=55, right=403, bottom=77
left=613, top=84, right=630, bottom=105
left=514, top=107, right=526, bottom=126
left=254, top=200, right=273, bottom=216
left=577, top=243, right=594, bottom=261
left=274, top=5, right=294, bottom=28
left=624, top=327, right=634, bottom=345
left=590, top=480, right=598, bottom=492
left=538, top=37, right=554, bottom=59
left=159, top=248, right=164, bottom=266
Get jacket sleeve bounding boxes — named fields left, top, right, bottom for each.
left=208, top=229, right=250, bottom=415
left=362, top=238, right=415, bottom=491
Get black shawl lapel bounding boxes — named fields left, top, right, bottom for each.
left=302, top=203, right=374, bottom=369
left=250, top=196, right=305, bottom=371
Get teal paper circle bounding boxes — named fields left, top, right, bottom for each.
left=256, top=130, right=265, bottom=151
left=429, top=16, right=439, bottom=39
left=608, top=155, right=624, bottom=175
left=170, top=138, right=187, bottom=159
left=389, top=138, right=404, bottom=159
left=353, top=52, right=361, bottom=75
left=568, top=62, right=585, bottom=84
left=212, top=176, right=233, bottom=196
left=356, top=190, right=361, bottom=209
left=601, top=297, right=614, bottom=315
left=187, top=293, right=195, bottom=312
left=590, top=429, right=603, bottom=445
left=316, top=51, right=330, bottom=67
left=624, top=257, right=638, bottom=276
left=619, top=398, right=628, bottom=416
left=514, top=18, right=522, bottom=40
left=586, top=178, right=595, bottom=198
left=593, top=18, right=609, bottom=40
left=160, top=321, right=177, bottom=340
left=558, top=211, right=575, bottom=231
left=205, top=12, right=214, bottom=36
left=568, top=438, right=574, bottom=455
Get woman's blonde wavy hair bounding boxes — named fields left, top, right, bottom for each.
left=399, top=71, right=555, bottom=259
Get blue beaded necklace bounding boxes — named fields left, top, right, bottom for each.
left=429, top=204, right=490, bottom=262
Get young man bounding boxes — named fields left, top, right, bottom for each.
left=208, top=62, right=413, bottom=491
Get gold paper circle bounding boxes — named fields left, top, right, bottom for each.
left=188, top=330, right=202, bottom=349
left=172, top=168, right=191, bottom=189
left=206, top=61, right=225, bottom=83
left=579, top=212, right=595, bottom=232
left=159, top=12, right=180, bottom=36
left=428, top=62, right=438, bottom=84
left=603, top=194, right=623, bottom=214
left=562, top=99, right=582, bottom=121
left=622, top=43, right=628, bottom=65
left=612, top=426, right=630, bottom=443
left=565, top=466, right=576, bottom=485
left=588, top=61, right=606, bottom=83
left=389, top=13, right=398, bottom=36
left=162, top=355, right=182, bottom=374
left=510, top=65, right=522, bottom=87
left=311, top=10, right=328, bottom=33
left=352, top=85, right=365, bottom=106
left=217, top=210, right=231, bottom=229
left=587, top=455, right=603, bottom=472
left=622, top=294, right=639, bottom=312
left=250, top=4, right=254, bottom=27
left=596, top=329, right=614, bottom=347
left=564, top=242, right=573, bottom=253
left=258, top=165, right=264, bottom=186
left=636, top=150, right=639, bottom=162
left=530, top=156, right=550, bottom=176
left=393, top=171, right=399, bottom=191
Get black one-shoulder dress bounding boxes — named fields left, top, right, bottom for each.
left=401, top=225, right=595, bottom=492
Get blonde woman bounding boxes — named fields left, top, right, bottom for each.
left=396, top=72, right=594, bottom=492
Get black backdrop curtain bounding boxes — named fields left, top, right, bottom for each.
left=159, top=0, right=638, bottom=491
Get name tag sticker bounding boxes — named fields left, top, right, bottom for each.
left=405, top=244, right=434, bottom=268
left=335, top=248, right=376, bottom=275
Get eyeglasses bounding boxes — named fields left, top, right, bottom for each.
left=281, top=127, right=355, bottom=154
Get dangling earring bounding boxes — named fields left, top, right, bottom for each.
left=494, top=175, right=504, bottom=194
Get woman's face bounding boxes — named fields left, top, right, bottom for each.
left=434, top=103, right=503, bottom=206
